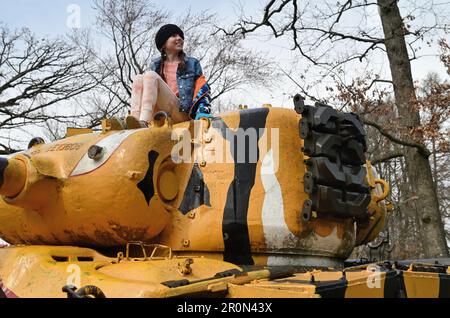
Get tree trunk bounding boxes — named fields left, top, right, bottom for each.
left=377, top=0, right=449, bottom=257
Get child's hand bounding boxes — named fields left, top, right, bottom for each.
left=195, top=113, right=214, bottom=120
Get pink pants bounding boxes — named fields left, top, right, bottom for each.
left=130, top=71, right=190, bottom=124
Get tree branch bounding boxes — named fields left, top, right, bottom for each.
left=363, top=119, right=431, bottom=157
left=370, top=150, right=404, bottom=165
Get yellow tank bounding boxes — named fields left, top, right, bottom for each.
left=0, top=95, right=448, bottom=298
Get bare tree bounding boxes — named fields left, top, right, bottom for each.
left=377, top=0, right=448, bottom=257
left=220, top=0, right=450, bottom=257
left=0, top=24, right=101, bottom=151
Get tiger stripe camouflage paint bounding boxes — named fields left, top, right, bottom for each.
left=0, top=102, right=449, bottom=298
left=0, top=106, right=384, bottom=268
left=212, top=108, right=269, bottom=265
left=158, top=107, right=368, bottom=267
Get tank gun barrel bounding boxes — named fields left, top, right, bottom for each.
left=0, top=157, right=27, bottom=198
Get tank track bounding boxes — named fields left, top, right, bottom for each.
left=294, top=95, right=371, bottom=221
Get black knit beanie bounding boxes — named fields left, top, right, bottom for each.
left=155, top=24, right=184, bottom=52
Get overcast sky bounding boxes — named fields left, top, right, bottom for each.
left=1, top=0, right=448, bottom=103
left=1, top=0, right=241, bottom=34
left=0, top=0, right=446, bottom=106
left=0, top=0, right=449, bottom=148
left=0, top=0, right=300, bottom=105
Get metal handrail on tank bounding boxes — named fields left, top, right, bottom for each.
left=122, top=242, right=172, bottom=261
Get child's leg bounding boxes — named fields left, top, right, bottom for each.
left=130, top=74, right=143, bottom=119
left=140, top=72, right=158, bottom=122
left=141, top=71, right=190, bottom=124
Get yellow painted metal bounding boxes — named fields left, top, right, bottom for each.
left=366, top=160, right=376, bottom=188
left=0, top=157, right=27, bottom=197
left=66, top=128, right=94, bottom=137
left=0, top=127, right=173, bottom=246
left=343, top=270, right=386, bottom=298
left=373, top=179, right=389, bottom=203
left=0, top=106, right=416, bottom=298
left=0, top=245, right=447, bottom=298
left=0, top=245, right=242, bottom=298
left=227, top=284, right=318, bottom=298
left=403, top=271, right=440, bottom=298
left=157, top=170, right=178, bottom=201
left=355, top=162, right=391, bottom=246
left=160, top=269, right=274, bottom=298
left=101, top=119, right=111, bottom=131
left=0, top=107, right=389, bottom=260
left=232, top=269, right=386, bottom=298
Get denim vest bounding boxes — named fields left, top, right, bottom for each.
left=149, top=56, right=203, bottom=113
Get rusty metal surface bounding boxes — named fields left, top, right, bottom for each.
left=0, top=105, right=410, bottom=298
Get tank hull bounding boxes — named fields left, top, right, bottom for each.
left=0, top=245, right=448, bottom=298
left=0, top=107, right=381, bottom=263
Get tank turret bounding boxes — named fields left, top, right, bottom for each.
left=0, top=103, right=388, bottom=268
left=0, top=156, right=27, bottom=198
left=0, top=120, right=176, bottom=246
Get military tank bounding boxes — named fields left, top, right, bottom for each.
left=0, top=95, right=448, bottom=298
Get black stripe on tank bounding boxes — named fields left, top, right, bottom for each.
left=383, top=269, right=407, bottom=298
left=315, top=277, right=348, bottom=298
left=212, top=108, right=269, bottom=265
left=137, top=150, right=159, bottom=205
left=178, top=163, right=211, bottom=214
left=439, top=273, right=450, bottom=298
left=0, top=157, right=8, bottom=189
left=264, top=277, right=348, bottom=298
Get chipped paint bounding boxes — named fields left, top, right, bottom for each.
left=0, top=107, right=383, bottom=266
left=5, top=254, right=38, bottom=290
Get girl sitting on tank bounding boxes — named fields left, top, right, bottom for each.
left=123, top=24, right=212, bottom=128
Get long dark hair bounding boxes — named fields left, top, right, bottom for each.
left=158, top=49, right=186, bottom=82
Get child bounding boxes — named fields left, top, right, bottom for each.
left=128, top=24, right=212, bottom=128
